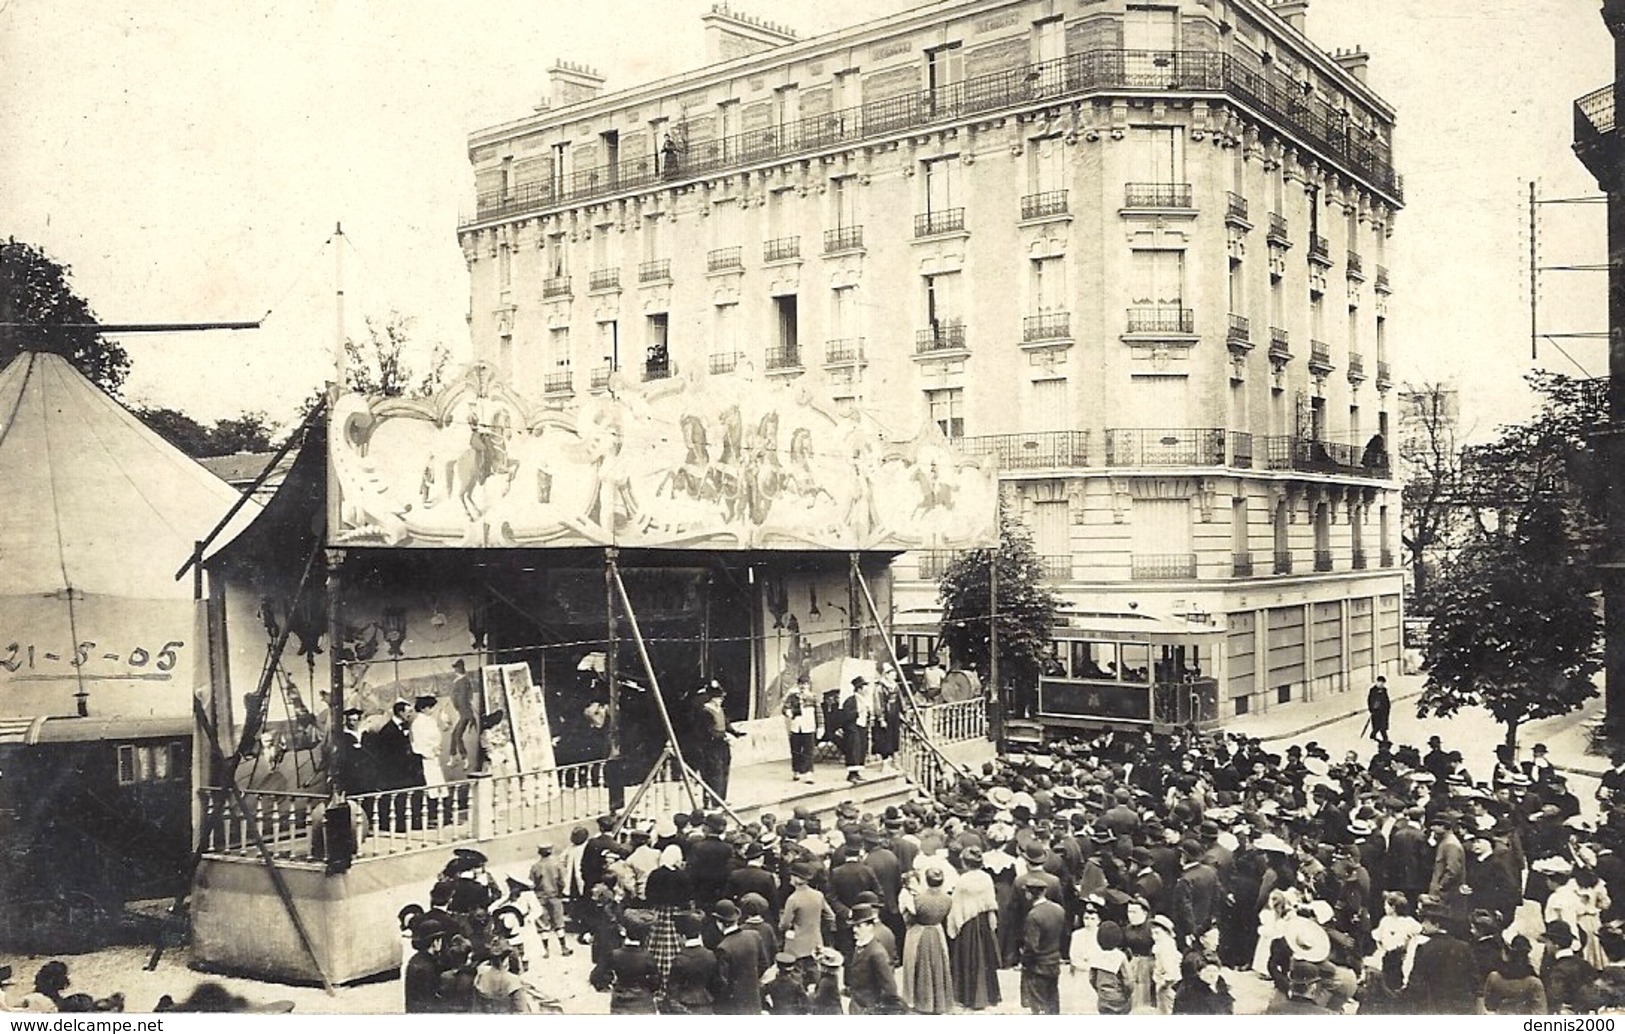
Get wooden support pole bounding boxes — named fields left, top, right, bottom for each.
left=605, top=547, right=620, bottom=761
left=609, top=557, right=703, bottom=812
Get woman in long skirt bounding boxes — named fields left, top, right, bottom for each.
left=643, top=845, right=692, bottom=978
left=945, top=847, right=1001, bottom=1010
left=1121, top=898, right=1157, bottom=1012
left=901, top=868, right=954, bottom=1014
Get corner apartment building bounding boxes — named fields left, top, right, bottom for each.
left=456, top=0, right=1405, bottom=724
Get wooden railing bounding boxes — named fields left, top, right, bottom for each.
left=920, top=698, right=987, bottom=744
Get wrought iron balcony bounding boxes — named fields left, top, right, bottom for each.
left=1227, top=313, right=1251, bottom=347
left=589, top=268, right=620, bottom=291
left=824, top=226, right=864, bottom=253
left=1132, top=553, right=1198, bottom=581
left=1125, top=182, right=1193, bottom=209
left=763, top=236, right=801, bottom=262
left=1229, top=430, right=1254, bottom=469
left=462, top=48, right=1400, bottom=229
left=1575, top=83, right=1615, bottom=179
left=1226, top=191, right=1250, bottom=225
left=1314, top=549, right=1334, bottom=572
left=709, top=351, right=743, bottom=375
left=1380, top=548, right=1395, bottom=568
left=638, top=259, right=671, bottom=283
left=1348, top=352, right=1366, bottom=382
left=543, top=371, right=574, bottom=394
left=916, top=322, right=967, bottom=355
left=1273, top=550, right=1294, bottom=575
left=764, top=345, right=803, bottom=371
left=1309, top=341, right=1333, bottom=373
left=1104, top=428, right=1225, bottom=467
left=1269, top=326, right=1291, bottom=360
left=1308, top=234, right=1333, bottom=266
left=590, top=365, right=614, bottom=390
left=642, top=359, right=675, bottom=382
left=1261, top=435, right=1391, bottom=478
left=914, top=208, right=965, bottom=237
left=1037, top=555, right=1073, bottom=581
left=1267, top=212, right=1291, bottom=245
left=1021, top=190, right=1069, bottom=220
left=1346, top=251, right=1364, bottom=279
left=954, top=430, right=1090, bottom=470
left=707, top=246, right=743, bottom=272
left=1376, top=359, right=1392, bottom=389
left=1024, top=312, right=1071, bottom=342
left=917, top=550, right=961, bottom=581
left=1126, top=306, right=1194, bottom=335
left=542, top=275, right=572, bottom=299
left=1232, top=552, right=1254, bottom=577
left=1374, top=265, right=1391, bottom=293
left=824, top=338, right=866, bottom=366
left=1352, top=548, right=1368, bottom=570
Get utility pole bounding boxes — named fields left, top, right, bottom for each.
left=988, top=552, right=1002, bottom=749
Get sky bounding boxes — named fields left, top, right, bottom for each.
left=0, top=0, right=1613, bottom=441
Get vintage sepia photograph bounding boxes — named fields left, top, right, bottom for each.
left=1, top=0, right=1622, bottom=1018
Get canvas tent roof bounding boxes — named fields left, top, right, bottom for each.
left=0, top=352, right=257, bottom=599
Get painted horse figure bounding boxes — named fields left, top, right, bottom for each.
left=446, top=408, right=519, bottom=520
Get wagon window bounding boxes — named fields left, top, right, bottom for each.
left=117, top=744, right=137, bottom=785
left=169, top=743, right=187, bottom=780
left=150, top=744, right=170, bottom=780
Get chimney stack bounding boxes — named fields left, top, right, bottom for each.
left=1331, top=47, right=1370, bottom=85
left=702, top=3, right=798, bottom=64
left=548, top=61, right=606, bottom=110
left=1271, top=0, right=1308, bottom=33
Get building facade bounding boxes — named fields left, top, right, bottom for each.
left=456, top=0, right=1405, bottom=722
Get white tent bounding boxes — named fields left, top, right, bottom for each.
left=0, top=352, right=258, bottom=719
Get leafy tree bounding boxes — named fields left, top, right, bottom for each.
left=1416, top=497, right=1601, bottom=749
left=1, top=238, right=130, bottom=394
left=137, top=406, right=277, bottom=458
left=342, top=311, right=449, bottom=399
left=938, top=511, right=1062, bottom=728
left=208, top=412, right=277, bottom=455
left=1397, top=382, right=1464, bottom=612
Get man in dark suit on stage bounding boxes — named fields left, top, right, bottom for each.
left=364, top=701, right=414, bottom=829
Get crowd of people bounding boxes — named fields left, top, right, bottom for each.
left=389, top=715, right=1625, bottom=1015
left=0, top=961, right=293, bottom=1014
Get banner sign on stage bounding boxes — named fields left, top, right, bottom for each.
left=327, top=363, right=998, bottom=552
left=482, top=662, right=557, bottom=782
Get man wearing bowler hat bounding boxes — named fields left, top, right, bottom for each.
left=844, top=903, right=901, bottom=1013
left=711, top=899, right=764, bottom=1014
left=1018, top=876, right=1066, bottom=1014
left=781, top=860, right=835, bottom=982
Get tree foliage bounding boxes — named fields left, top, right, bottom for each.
left=1397, top=382, right=1464, bottom=612
left=1417, top=497, right=1601, bottom=748
left=137, top=406, right=278, bottom=459
left=1, top=238, right=130, bottom=394
left=937, top=512, right=1063, bottom=694
left=343, top=312, right=449, bottom=399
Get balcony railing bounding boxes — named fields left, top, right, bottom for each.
left=589, top=268, right=620, bottom=291
left=1374, top=265, right=1391, bottom=292
left=916, top=322, right=968, bottom=354
left=464, top=48, right=1400, bottom=228
left=764, top=236, right=801, bottom=262
left=1347, top=251, right=1364, bottom=278
left=1380, top=548, right=1395, bottom=568
left=1021, top=190, right=1069, bottom=220
left=954, top=430, right=1090, bottom=470
left=1262, top=435, right=1391, bottom=478
left=764, top=345, right=802, bottom=371
left=1273, top=550, right=1294, bottom=575
left=1376, top=359, right=1392, bottom=388
left=1226, top=191, right=1250, bottom=224
left=1132, top=553, right=1198, bottom=581
left=542, top=275, right=572, bottom=299
left=1576, top=83, right=1615, bottom=171
left=1308, top=234, right=1332, bottom=265
left=1125, top=182, right=1194, bottom=208
left=709, top=351, right=743, bottom=374
left=642, top=360, right=675, bottom=382
left=638, top=259, right=671, bottom=283
left=1314, top=549, right=1334, bottom=572
left=707, top=246, right=743, bottom=272
left=1309, top=341, right=1333, bottom=372
left=543, top=371, right=573, bottom=394
left=824, top=225, right=864, bottom=253
left=1229, top=430, right=1254, bottom=468
left=1269, top=327, right=1291, bottom=360
left=1024, top=312, right=1072, bottom=342
left=1352, top=548, right=1368, bottom=570
left=914, top=208, right=966, bottom=237
left=824, top=338, right=866, bottom=365
left=1037, top=555, right=1073, bottom=581
left=917, top=550, right=961, bottom=581
left=590, top=365, right=614, bottom=390
left=1267, top=212, right=1290, bottom=244
left=1126, top=306, right=1194, bottom=335
left=1105, top=428, right=1225, bottom=467
left=1348, top=352, right=1366, bottom=382
left=1233, top=552, right=1254, bottom=577
left=1227, top=313, right=1251, bottom=346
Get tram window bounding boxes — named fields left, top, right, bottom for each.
left=1120, top=643, right=1151, bottom=683
left=1069, top=641, right=1117, bottom=680
left=170, top=743, right=187, bottom=779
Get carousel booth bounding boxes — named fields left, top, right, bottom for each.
left=191, top=363, right=998, bottom=986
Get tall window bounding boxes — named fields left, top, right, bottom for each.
left=498, top=244, right=513, bottom=298
left=1228, top=257, right=1245, bottom=314
left=550, top=142, right=571, bottom=196
left=1032, top=500, right=1070, bottom=560
left=1028, top=135, right=1064, bottom=196
left=1130, top=126, right=1183, bottom=184
left=774, top=295, right=799, bottom=357
left=1273, top=498, right=1290, bottom=555
left=767, top=188, right=789, bottom=239
left=500, top=156, right=514, bottom=200
left=550, top=327, right=571, bottom=368
left=774, top=85, right=799, bottom=132
left=927, top=42, right=964, bottom=93
left=646, top=314, right=670, bottom=373
left=1232, top=498, right=1249, bottom=556
left=1375, top=315, right=1387, bottom=362
left=1130, top=249, right=1184, bottom=307
left=714, top=303, right=738, bottom=357
left=1032, top=257, right=1067, bottom=313
left=1032, top=17, right=1064, bottom=65
left=1311, top=295, right=1326, bottom=340
left=643, top=214, right=663, bottom=262
left=1131, top=498, right=1192, bottom=557
left=592, top=225, right=610, bottom=270
left=600, top=130, right=620, bottom=179
left=831, top=176, right=859, bottom=228
left=547, top=234, right=568, bottom=279
left=499, top=333, right=513, bottom=379
left=830, top=286, right=857, bottom=340
left=1124, top=5, right=1178, bottom=51
left=717, top=100, right=739, bottom=158
left=926, top=387, right=964, bottom=439
left=598, top=320, right=618, bottom=369
left=924, top=272, right=963, bottom=328
left=923, top=156, right=957, bottom=214
left=1029, top=378, right=1069, bottom=431
left=1348, top=306, right=1360, bottom=354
